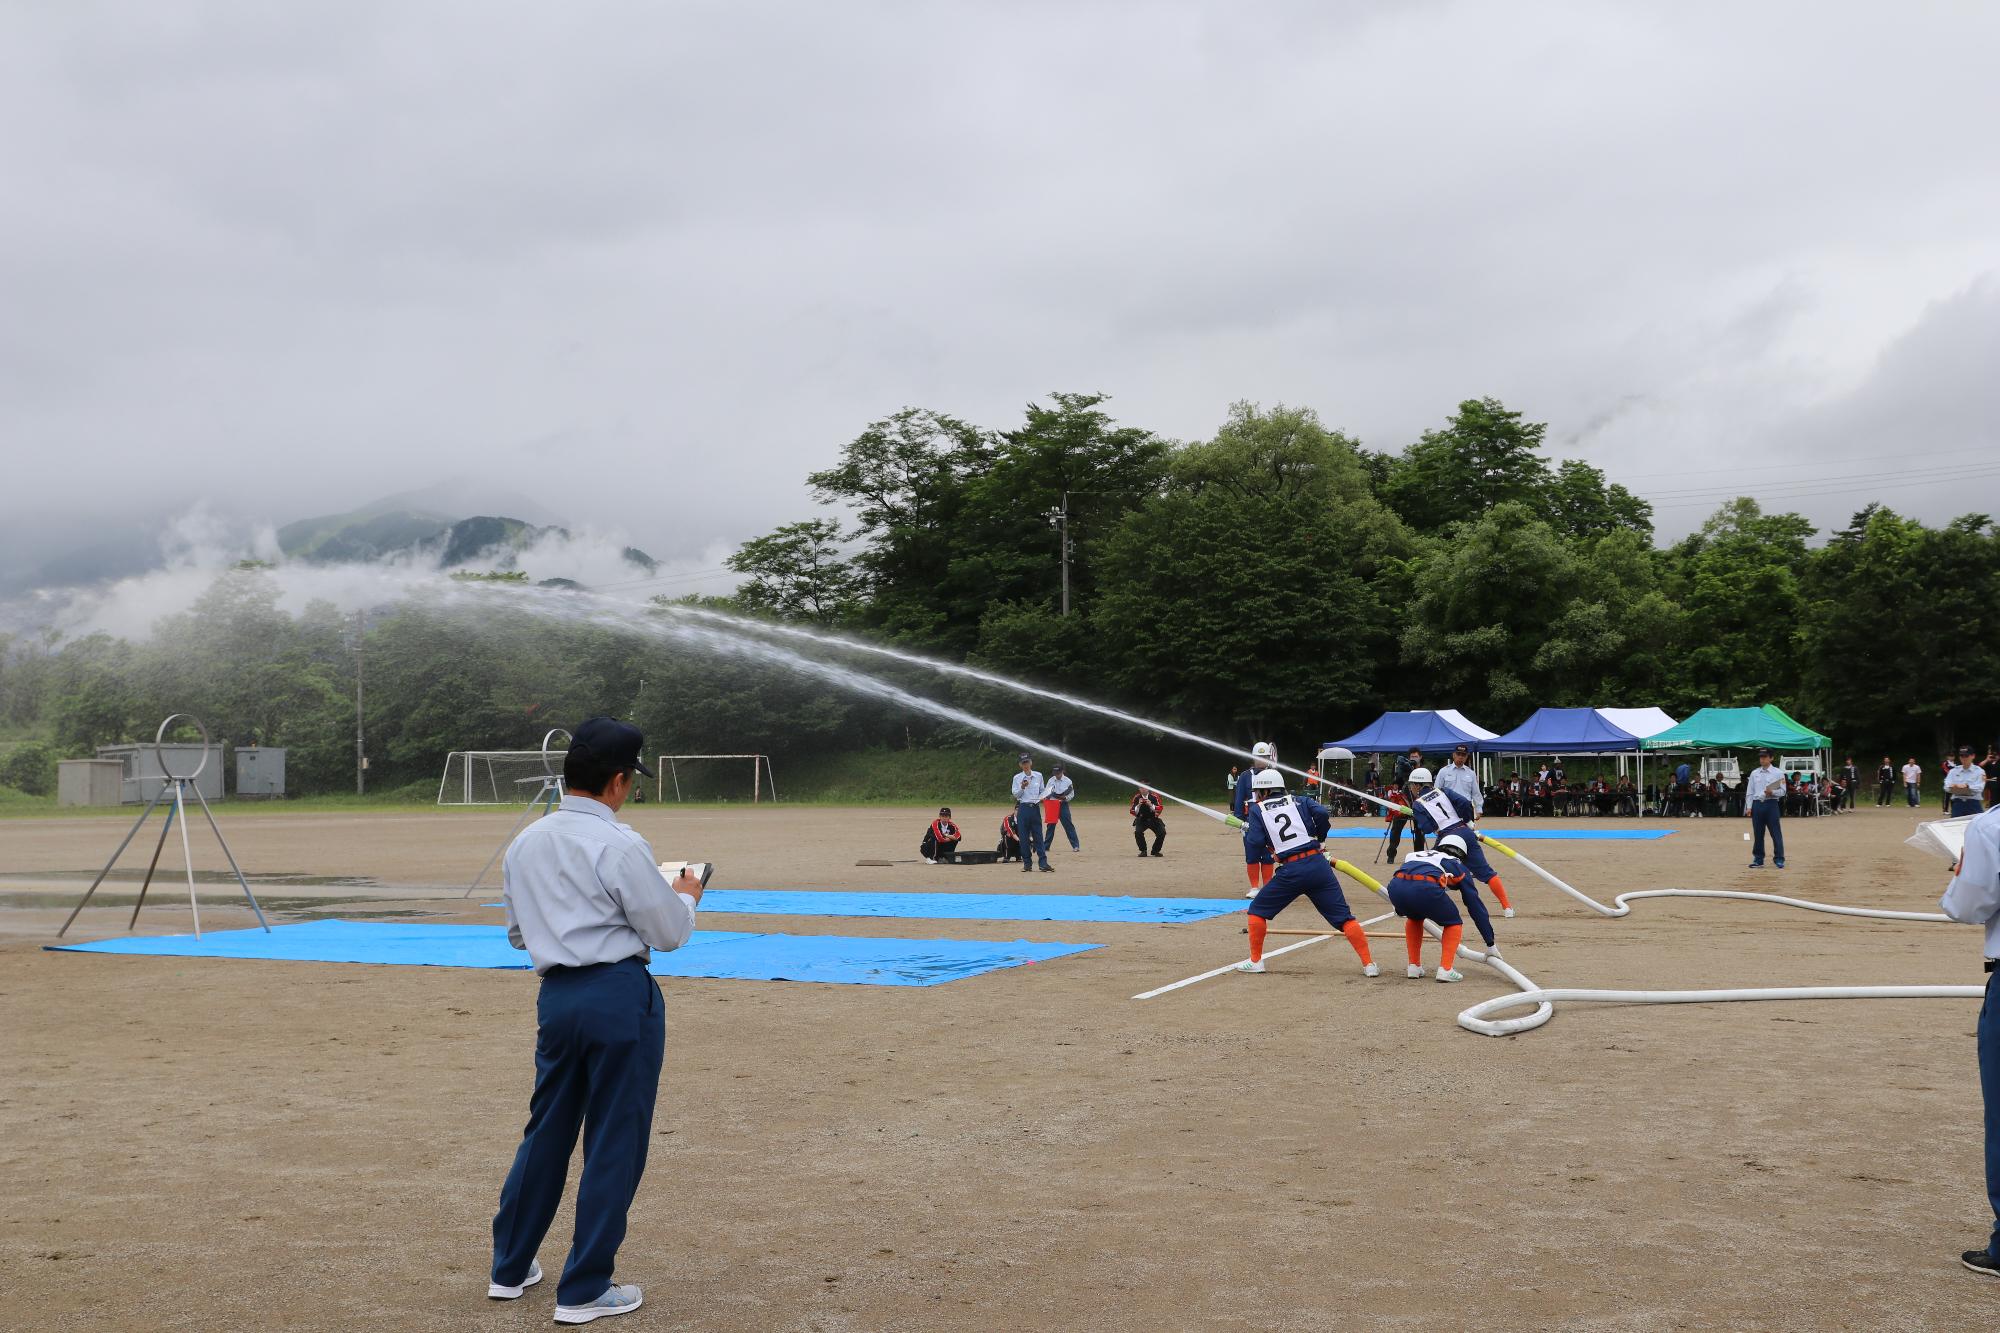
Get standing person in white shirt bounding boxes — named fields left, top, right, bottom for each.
left=1903, top=757, right=1926, bottom=808
left=487, top=717, right=706, bottom=1325
left=1043, top=763, right=1081, bottom=854
left=1439, top=744, right=1483, bottom=811
left=1743, top=747, right=1788, bottom=869
left=1940, top=805, right=2000, bottom=1278
left=1947, top=745, right=1988, bottom=818
left=1011, top=753, right=1052, bottom=873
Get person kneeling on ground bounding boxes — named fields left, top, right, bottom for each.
left=1131, top=787, right=1166, bottom=857
left=1235, top=769, right=1377, bottom=977
left=921, top=808, right=962, bottom=863
left=1406, top=766, right=1515, bottom=916
left=1386, top=832, right=1497, bottom=984
left=997, top=812, right=1021, bottom=863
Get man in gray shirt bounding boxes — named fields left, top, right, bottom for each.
left=1743, top=748, right=1788, bottom=869
left=488, top=717, right=704, bottom=1324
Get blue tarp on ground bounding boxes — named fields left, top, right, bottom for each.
left=1476, top=707, right=1642, bottom=754
left=1325, top=709, right=1498, bottom=753
left=1319, top=826, right=1673, bottom=841
left=692, top=890, right=1247, bottom=922
left=49, top=920, right=1099, bottom=987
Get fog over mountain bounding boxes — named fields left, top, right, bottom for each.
left=2, top=2, right=1996, bottom=598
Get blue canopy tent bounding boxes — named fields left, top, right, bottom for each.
left=1474, top=707, right=1642, bottom=755
left=1326, top=709, right=1498, bottom=755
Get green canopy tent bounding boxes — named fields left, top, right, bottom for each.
left=1639, top=705, right=1830, bottom=752
left=1639, top=705, right=1833, bottom=810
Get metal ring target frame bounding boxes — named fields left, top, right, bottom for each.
left=539, top=728, right=572, bottom=780
left=153, top=714, right=212, bottom=782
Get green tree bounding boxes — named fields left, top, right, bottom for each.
left=1090, top=404, right=1410, bottom=739
left=1544, top=459, right=1654, bottom=543
left=1383, top=397, right=1552, bottom=531
left=1659, top=498, right=1816, bottom=714
left=725, top=519, right=863, bottom=624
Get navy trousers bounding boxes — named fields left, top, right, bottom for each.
left=1016, top=801, right=1048, bottom=870
left=492, top=957, right=665, bottom=1307
left=1248, top=855, right=1354, bottom=928
left=1749, top=799, right=1785, bottom=864
left=1048, top=799, right=1080, bottom=851
left=1388, top=878, right=1495, bottom=948
left=1952, top=798, right=1984, bottom=819
left=1982, top=972, right=2000, bottom=1259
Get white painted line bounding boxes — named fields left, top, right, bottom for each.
left=1132, top=910, right=1397, bottom=1001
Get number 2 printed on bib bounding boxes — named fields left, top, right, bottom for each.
left=1259, top=795, right=1316, bottom=856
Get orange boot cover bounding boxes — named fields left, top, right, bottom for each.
left=1404, top=919, right=1425, bottom=966
left=1259, top=861, right=1277, bottom=888
left=1486, top=875, right=1512, bottom=910
left=1245, top=863, right=1263, bottom=890
left=1340, top=919, right=1373, bottom=965
left=1439, top=924, right=1464, bottom=971
left=1247, top=914, right=1268, bottom=963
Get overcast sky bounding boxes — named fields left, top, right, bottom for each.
left=3, top=0, right=1996, bottom=596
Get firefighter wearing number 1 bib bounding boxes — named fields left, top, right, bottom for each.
left=1405, top=768, right=1514, bottom=917
left=1235, top=769, right=1379, bottom=976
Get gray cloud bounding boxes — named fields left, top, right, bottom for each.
left=2, top=0, right=1996, bottom=586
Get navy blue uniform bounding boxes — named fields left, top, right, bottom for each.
left=1234, top=769, right=1276, bottom=868
left=1410, top=787, right=1497, bottom=884
left=1242, top=793, right=1356, bottom=927
left=1386, top=851, right=1495, bottom=946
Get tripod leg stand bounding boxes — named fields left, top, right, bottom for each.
left=463, top=781, right=560, bottom=899
left=191, top=782, right=270, bottom=931
left=57, top=785, right=169, bottom=938
left=126, top=793, right=179, bottom=929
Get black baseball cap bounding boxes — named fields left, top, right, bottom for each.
left=570, top=716, right=655, bottom=778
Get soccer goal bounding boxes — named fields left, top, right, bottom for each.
left=655, top=754, right=777, bottom=803
left=438, top=751, right=562, bottom=805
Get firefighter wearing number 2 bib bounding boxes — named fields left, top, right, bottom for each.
left=1235, top=768, right=1379, bottom=976
left=1404, top=768, right=1514, bottom=917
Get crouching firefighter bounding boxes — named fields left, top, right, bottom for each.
left=1236, top=768, right=1378, bottom=977
left=921, top=808, right=962, bottom=863
left=1404, top=767, right=1514, bottom=916
left=1386, top=832, right=1498, bottom=984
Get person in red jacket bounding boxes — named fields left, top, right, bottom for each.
left=1130, top=788, right=1166, bottom=857
left=921, top=807, right=962, bottom=863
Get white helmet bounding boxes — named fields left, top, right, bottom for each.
left=1250, top=741, right=1276, bottom=763
left=1251, top=768, right=1285, bottom=791
left=1436, top=833, right=1469, bottom=857
left=1408, top=767, right=1434, bottom=785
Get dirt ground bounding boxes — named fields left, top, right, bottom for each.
left=1, top=799, right=1994, bottom=1331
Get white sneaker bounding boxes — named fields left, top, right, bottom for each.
left=1502, top=907, right=1515, bottom=918
left=1362, top=962, right=1380, bottom=977
left=554, top=1282, right=643, bottom=1324
left=1235, top=960, right=1266, bottom=974
left=1244, top=887, right=1257, bottom=898
left=1435, top=968, right=1463, bottom=983
left=1405, top=964, right=1426, bottom=979
left=488, top=1259, right=542, bottom=1300
left=924, top=857, right=936, bottom=864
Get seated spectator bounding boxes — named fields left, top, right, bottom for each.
left=921, top=807, right=962, bottom=863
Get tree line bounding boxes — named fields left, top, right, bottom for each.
left=1, top=393, right=1995, bottom=798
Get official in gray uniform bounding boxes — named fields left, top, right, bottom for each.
left=1942, top=805, right=2000, bottom=1278
left=486, top=717, right=705, bottom=1324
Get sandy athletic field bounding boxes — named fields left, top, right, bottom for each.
left=1, top=800, right=1994, bottom=1330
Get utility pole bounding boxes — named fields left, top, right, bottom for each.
left=354, top=609, right=366, bottom=796
left=1050, top=490, right=1071, bottom=616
